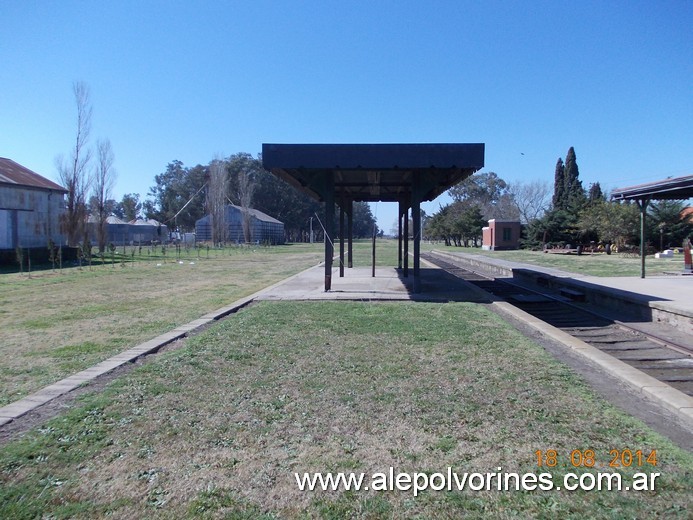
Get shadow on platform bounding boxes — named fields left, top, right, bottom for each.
left=256, top=266, right=492, bottom=303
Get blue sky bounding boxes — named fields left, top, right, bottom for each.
left=2, top=0, right=691, bottom=231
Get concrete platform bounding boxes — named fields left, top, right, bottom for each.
left=428, top=249, right=693, bottom=336
left=256, top=264, right=490, bottom=302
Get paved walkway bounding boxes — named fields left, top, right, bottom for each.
left=427, top=249, right=693, bottom=322
left=428, top=250, right=693, bottom=330
left=252, top=253, right=693, bottom=316
left=256, top=264, right=489, bottom=302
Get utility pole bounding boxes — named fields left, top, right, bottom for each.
left=309, top=216, right=314, bottom=243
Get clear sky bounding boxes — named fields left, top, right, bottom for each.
left=2, top=0, right=691, bottom=231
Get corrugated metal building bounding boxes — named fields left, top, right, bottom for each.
left=128, top=218, right=169, bottom=244
left=196, top=204, right=284, bottom=244
left=87, top=216, right=169, bottom=246
left=0, top=158, right=67, bottom=250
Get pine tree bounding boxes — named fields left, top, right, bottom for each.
left=552, top=158, right=565, bottom=209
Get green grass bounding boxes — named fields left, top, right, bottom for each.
left=0, top=243, right=325, bottom=405
left=0, top=240, right=405, bottom=406
left=428, top=246, right=686, bottom=277
left=1, top=301, right=690, bottom=518
left=344, top=237, right=400, bottom=267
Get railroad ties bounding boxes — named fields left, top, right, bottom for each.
left=421, top=252, right=693, bottom=397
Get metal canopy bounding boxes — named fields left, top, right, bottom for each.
left=261, top=143, right=485, bottom=293
left=611, top=174, right=693, bottom=201
left=610, top=174, right=693, bottom=279
left=262, top=143, right=485, bottom=203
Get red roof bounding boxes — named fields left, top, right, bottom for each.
left=0, top=157, right=67, bottom=192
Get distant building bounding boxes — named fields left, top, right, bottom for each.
left=0, top=157, right=67, bottom=251
left=195, top=204, right=284, bottom=244
left=86, top=216, right=169, bottom=246
left=127, top=218, right=169, bottom=244
left=482, top=219, right=521, bottom=251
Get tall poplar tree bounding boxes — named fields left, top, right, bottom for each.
left=92, top=139, right=116, bottom=252
left=57, top=81, right=93, bottom=246
left=206, top=156, right=229, bottom=244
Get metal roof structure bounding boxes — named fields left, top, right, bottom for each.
left=262, top=143, right=485, bottom=292
left=610, top=174, right=693, bottom=279
left=262, top=143, right=485, bottom=203
left=0, top=158, right=67, bottom=192
left=227, top=204, right=283, bottom=224
left=611, top=174, right=693, bottom=201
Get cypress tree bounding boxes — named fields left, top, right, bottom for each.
left=552, top=158, right=565, bottom=209
left=588, top=182, right=604, bottom=204
left=551, top=157, right=565, bottom=209
left=563, top=147, right=585, bottom=208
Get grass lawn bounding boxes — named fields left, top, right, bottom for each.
left=0, top=239, right=403, bottom=406
left=0, top=243, right=324, bottom=406
left=427, top=246, right=686, bottom=277
left=1, top=301, right=690, bottom=518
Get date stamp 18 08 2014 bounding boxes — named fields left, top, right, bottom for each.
left=535, top=449, right=658, bottom=469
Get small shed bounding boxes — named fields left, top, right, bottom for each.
left=482, top=219, right=521, bottom=250
left=195, top=204, right=284, bottom=244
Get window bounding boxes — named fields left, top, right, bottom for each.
left=502, top=227, right=512, bottom=241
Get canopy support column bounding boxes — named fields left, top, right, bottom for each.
left=397, top=200, right=404, bottom=269
left=324, top=172, right=334, bottom=291
left=339, top=196, right=345, bottom=278
left=403, top=206, right=409, bottom=278
left=638, top=198, right=650, bottom=279
left=347, top=200, right=353, bottom=268
left=372, top=231, right=376, bottom=277
left=412, top=173, right=422, bottom=293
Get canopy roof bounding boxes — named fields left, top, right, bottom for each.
left=262, top=143, right=485, bottom=203
left=611, top=174, right=693, bottom=201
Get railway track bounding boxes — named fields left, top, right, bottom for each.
left=422, top=252, right=693, bottom=397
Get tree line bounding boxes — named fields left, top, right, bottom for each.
left=140, top=153, right=378, bottom=243
left=56, top=83, right=378, bottom=248
left=425, top=147, right=691, bottom=251
left=56, top=82, right=685, bottom=252
left=97, top=154, right=379, bottom=245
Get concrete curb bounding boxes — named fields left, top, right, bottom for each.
left=0, top=262, right=322, bottom=427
